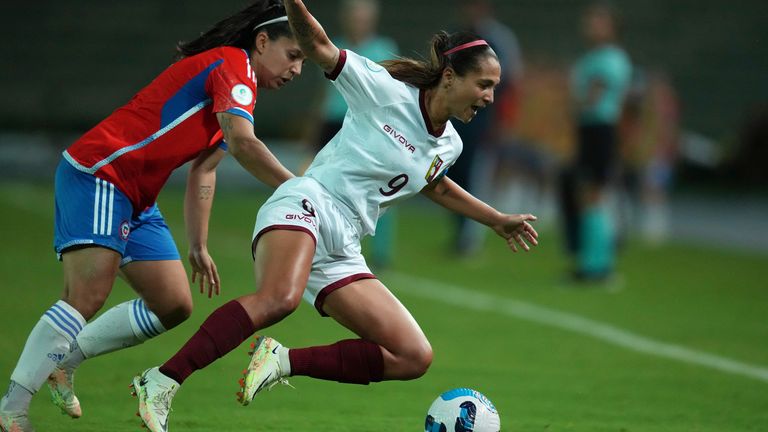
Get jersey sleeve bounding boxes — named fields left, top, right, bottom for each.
left=206, top=50, right=258, bottom=124
left=208, top=129, right=228, bottom=151
left=326, top=49, right=402, bottom=113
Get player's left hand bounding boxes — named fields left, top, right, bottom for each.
left=188, top=247, right=221, bottom=298
left=491, top=213, right=539, bottom=252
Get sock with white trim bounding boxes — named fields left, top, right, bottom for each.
left=59, top=299, right=166, bottom=371
left=6, top=301, right=85, bottom=408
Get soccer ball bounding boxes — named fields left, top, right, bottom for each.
left=424, top=388, right=500, bottom=432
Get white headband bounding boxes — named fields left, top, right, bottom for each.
left=253, top=16, right=289, bottom=31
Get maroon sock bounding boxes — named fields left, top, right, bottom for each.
left=160, top=300, right=255, bottom=384
left=288, top=339, right=384, bottom=384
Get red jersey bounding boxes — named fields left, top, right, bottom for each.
left=64, top=46, right=257, bottom=211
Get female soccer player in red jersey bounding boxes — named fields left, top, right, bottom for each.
left=131, top=1, right=538, bottom=431
left=0, top=1, right=306, bottom=431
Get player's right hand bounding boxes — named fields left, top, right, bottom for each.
left=491, top=213, right=539, bottom=253
left=188, top=246, right=221, bottom=298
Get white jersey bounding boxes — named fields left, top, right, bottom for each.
left=305, top=50, right=463, bottom=236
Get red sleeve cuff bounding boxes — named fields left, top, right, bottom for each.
left=324, top=49, right=347, bottom=81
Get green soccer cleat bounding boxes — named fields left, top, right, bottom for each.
left=130, top=367, right=179, bottom=432
left=238, top=336, right=292, bottom=406
left=47, top=366, right=81, bottom=418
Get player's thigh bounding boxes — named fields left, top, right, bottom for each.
left=247, top=179, right=322, bottom=308
left=61, top=246, right=122, bottom=319
left=322, top=278, right=430, bottom=357
left=244, top=229, right=315, bottom=308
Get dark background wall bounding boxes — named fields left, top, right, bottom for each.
left=1, top=0, right=766, bottom=141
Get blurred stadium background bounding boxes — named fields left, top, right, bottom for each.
left=0, top=0, right=766, bottom=430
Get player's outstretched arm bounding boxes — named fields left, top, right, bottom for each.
left=185, top=146, right=225, bottom=297
left=421, top=176, right=539, bottom=252
left=216, top=112, right=294, bottom=188
left=283, top=0, right=340, bottom=73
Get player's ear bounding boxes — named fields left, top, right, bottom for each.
left=253, top=31, right=269, bottom=55
left=441, top=67, right=455, bottom=89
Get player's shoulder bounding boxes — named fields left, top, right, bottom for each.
left=202, top=46, right=254, bottom=83
left=441, top=121, right=464, bottom=150
left=602, top=46, right=631, bottom=72
left=216, top=46, right=250, bottom=60
left=345, top=50, right=407, bottom=90
left=345, top=49, right=383, bottom=70
left=444, top=121, right=462, bottom=141
left=187, top=46, right=249, bottom=65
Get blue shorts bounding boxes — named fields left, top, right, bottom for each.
left=54, top=160, right=180, bottom=266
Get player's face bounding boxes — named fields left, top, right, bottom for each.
left=448, top=56, right=501, bottom=124
left=256, top=36, right=306, bottom=89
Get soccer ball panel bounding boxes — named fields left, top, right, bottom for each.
left=425, top=388, right=500, bottom=432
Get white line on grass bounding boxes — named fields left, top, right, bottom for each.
left=388, top=272, right=768, bottom=384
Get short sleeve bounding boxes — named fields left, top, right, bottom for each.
left=206, top=50, right=258, bottom=124
left=209, top=129, right=228, bottom=151
left=327, top=49, right=403, bottom=113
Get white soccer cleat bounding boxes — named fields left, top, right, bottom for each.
left=47, top=366, right=81, bottom=418
left=0, top=410, right=34, bottom=432
left=130, top=367, right=179, bottom=432
left=238, top=336, right=292, bottom=406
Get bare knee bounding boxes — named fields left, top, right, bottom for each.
left=241, top=284, right=303, bottom=328
left=177, top=298, right=193, bottom=321
left=268, top=290, right=303, bottom=321
left=65, top=290, right=110, bottom=320
left=61, top=246, right=121, bottom=319
left=157, top=297, right=193, bottom=330
left=397, top=341, right=433, bottom=380
left=407, top=343, right=434, bottom=379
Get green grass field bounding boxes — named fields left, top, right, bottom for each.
left=1, top=182, right=767, bottom=431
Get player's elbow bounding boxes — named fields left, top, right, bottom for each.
left=226, top=136, right=257, bottom=161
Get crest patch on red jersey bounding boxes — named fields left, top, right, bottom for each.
left=231, top=84, right=253, bottom=105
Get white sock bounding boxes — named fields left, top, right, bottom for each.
left=8, top=301, right=85, bottom=399
left=0, top=381, right=33, bottom=414
left=279, top=347, right=292, bottom=376
left=61, top=299, right=166, bottom=371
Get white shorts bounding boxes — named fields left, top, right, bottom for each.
left=252, top=177, right=376, bottom=316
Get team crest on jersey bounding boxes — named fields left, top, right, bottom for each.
left=425, top=154, right=445, bottom=182
left=120, top=221, right=130, bottom=240
left=231, top=84, right=253, bottom=105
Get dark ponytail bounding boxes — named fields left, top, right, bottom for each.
left=176, top=0, right=293, bottom=59
left=380, top=31, right=497, bottom=89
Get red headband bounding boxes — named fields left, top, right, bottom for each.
left=443, top=39, right=489, bottom=56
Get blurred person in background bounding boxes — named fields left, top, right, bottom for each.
left=451, top=0, right=524, bottom=257
left=0, top=1, right=304, bottom=430
left=559, top=2, right=631, bottom=282
left=314, top=0, right=399, bottom=269
left=618, top=70, right=680, bottom=245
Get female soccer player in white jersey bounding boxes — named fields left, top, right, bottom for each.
left=0, top=2, right=307, bottom=431
left=132, top=1, right=538, bottom=430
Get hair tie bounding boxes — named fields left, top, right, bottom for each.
left=443, top=39, right=489, bottom=56
left=253, top=16, right=289, bottom=31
